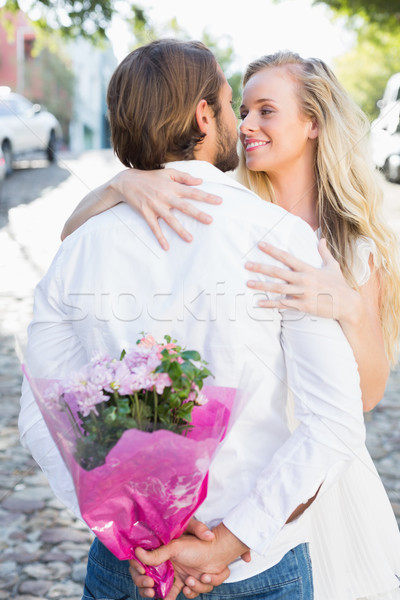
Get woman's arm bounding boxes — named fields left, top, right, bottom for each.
left=61, top=168, right=222, bottom=249
left=245, top=239, right=389, bottom=412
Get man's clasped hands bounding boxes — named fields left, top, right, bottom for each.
left=129, top=520, right=251, bottom=600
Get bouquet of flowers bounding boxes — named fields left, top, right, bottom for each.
left=24, top=334, right=235, bottom=598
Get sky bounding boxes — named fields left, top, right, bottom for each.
left=108, top=0, right=355, bottom=72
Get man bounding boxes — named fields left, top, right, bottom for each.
left=19, top=39, right=365, bottom=600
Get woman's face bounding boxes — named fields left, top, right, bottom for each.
left=239, top=66, right=318, bottom=175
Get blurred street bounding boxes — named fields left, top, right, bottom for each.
left=0, top=151, right=399, bottom=599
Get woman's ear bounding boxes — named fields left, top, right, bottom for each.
left=309, top=118, right=319, bottom=140
left=195, top=99, right=214, bottom=134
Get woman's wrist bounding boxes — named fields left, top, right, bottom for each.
left=339, top=289, right=364, bottom=331
left=108, top=170, right=133, bottom=205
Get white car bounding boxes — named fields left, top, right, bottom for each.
left=0, top=87, right=62, bottom=174
left=370, top=103, right=400, bottom=184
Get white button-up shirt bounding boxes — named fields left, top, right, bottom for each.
left=19, top=160, right=365, bottom=582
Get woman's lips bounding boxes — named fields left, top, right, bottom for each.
left=245, top=140, right=270, bottom=152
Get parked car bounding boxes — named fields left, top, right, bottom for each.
left=376, top=72, right=400, bottom=131
left=370, top=74, right=400, bottom=184
left=370, top=102, right=400, bottom=184
left=0, top=87, right=61, bottom=174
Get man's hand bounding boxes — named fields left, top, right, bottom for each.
left=128, top=557, right=229, bottom=600
left=129, top=518, right=223, bottom=599
left=131, top=523, right=248, bottom=600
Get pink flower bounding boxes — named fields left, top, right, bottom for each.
left=64, top=366, right=91, bottom=395
left=76, top=383, right=108, bottom=417
left=43, top=382, right=64, bottom=409
left=153, top=373, right=172, bottom=394
left=124, top=346, right=158, bottom=370
left=88, top=363, right=114, bottom=390
left=138, top=335, right=157, bottom=349
left=184, top=391, right=197, bottom=404
left=90, top=353, right=112, bottom=368
left=146, top=350, right=162, bottom=372
left=107, top=361, right=137, bottom=395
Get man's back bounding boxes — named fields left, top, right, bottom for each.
left=20, top=160, right=364, bottom=582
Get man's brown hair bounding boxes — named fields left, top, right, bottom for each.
left=107, top=39, right=224, bottom=170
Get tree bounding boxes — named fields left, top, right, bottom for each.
left=201, top=31, right=243, bottom=115
left=1, top=0, right=116, bottom=40
left=124, top=7, right=243, bottom=114
left=312, top=0, right=400, bottom=31
left=334, top=24, right=400, bottom=121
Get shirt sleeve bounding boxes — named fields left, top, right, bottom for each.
left=18, top=247, right=86, bottom=519
left=223, top=220, right=365, bottom=555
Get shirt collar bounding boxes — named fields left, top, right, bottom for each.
left=165, top=160, right=260, bottom=199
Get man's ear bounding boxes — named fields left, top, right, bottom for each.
left=195, top=99, right=214, bottom=134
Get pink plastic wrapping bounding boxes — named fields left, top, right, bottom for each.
left=24, top=370, right=235, bottom=598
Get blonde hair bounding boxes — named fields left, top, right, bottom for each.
left=237, top=51, right=400, bottom=363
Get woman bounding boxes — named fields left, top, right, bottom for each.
left=62, top=52, right=400, bottom=599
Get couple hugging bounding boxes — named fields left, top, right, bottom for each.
left=19, top=39, right=400, bottom=599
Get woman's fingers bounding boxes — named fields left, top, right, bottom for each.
left=161, top=211, right=193, bottom=243
left=144, top=213, right=170, bottom=251
left=245, top=261, right=300, bottom=283
left=257, top=242, right=310, bottom=272
left=175, top=185, right=223, bottom=205
left=171, top=200, right=213, bottom=225
left=247, top=279, right=303, bottom=296
left=257, top=298, right=300, bottom=310
left=167, top=170, right=223, bottom=205
left=166, top=169, right=203, bottom=186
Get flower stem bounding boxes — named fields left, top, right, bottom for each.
left=153, top=389, right=158, bottom=429
left=134, top=392, right=142, bottom=430
left=63, top=399, right=83, bottom=440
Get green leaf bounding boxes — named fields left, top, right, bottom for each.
left=167, top=361, right=182, bottom=380
left=180, top=351, right=201, bottom=361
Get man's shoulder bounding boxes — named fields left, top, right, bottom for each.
left=168, top=160, right=304, bottom=230
left=64, top=203, right=149, bottom=245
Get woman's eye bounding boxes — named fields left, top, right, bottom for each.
left=239, top=113, right=248, bottom=120
left=260, top=109, right=272, bottom=116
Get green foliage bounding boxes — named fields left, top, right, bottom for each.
left=123, top=7, right=243, bottom=114
left=0, top=0, right=115, bottom=40
left=312, top=0, right=400, bottom=31
left=0, top=0, right=146, bottom=41
left=333, top=24, right=400, bottom=120
left=68, top=337, right=213, bottom=471
left=201, top=30, right=243, bottom=115
left=272, top=1, right=400, bottom=122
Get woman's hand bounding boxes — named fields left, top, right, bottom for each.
left=110, top=168, right=222, bottom=250
left=245, top=238, right=359, bottom=322
left=246, top=238, right=390, bottom=410
left=61, top=168, right=222, bottom=248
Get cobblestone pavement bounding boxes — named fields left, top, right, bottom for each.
left=0, top=152, right=399, bottom=598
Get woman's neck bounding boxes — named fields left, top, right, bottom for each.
left=269, top=163, right=319, bottom=231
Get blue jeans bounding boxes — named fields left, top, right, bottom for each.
left=82, top=538, right=313, bottom=600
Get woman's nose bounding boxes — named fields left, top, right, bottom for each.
left=239, top=114, right=257, bottom=135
